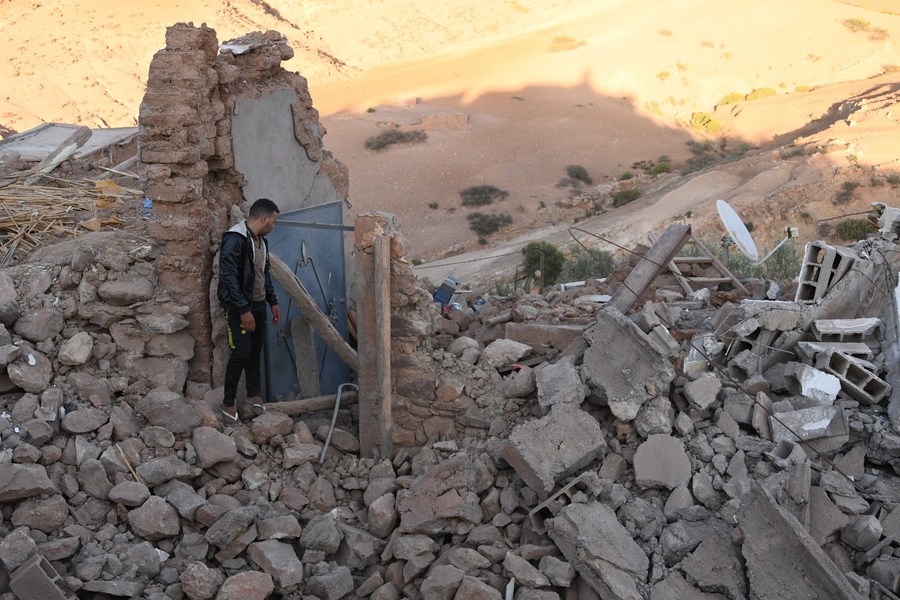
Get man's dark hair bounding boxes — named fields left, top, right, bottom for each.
left=249, top=198, right=280, bottom=219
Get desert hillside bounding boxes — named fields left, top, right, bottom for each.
left=2, top=0, right=900, bottom=268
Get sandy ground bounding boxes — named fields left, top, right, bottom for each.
left=1, top=0, right=900, bottom=276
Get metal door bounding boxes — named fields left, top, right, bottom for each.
left=264, top=201, right=351, bottom=400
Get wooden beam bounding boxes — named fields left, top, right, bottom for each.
left=269, top=252, right=358, bottom=373
left=374, top=235, right=393, bottom=459
left=267, top=391, right=358, bottom=416
left=608, top=224, right=691, bottom=314
left=25, top=126, right=92, bottom=185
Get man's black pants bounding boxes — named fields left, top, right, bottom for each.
left=223, top=301, right=267, bottom=408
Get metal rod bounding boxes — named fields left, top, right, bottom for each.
left=319, top=382, right=359, bottom=464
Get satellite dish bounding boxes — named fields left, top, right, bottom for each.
left=716, top=200, right=759, bottom=262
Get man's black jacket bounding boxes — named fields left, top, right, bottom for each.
left=217, top=220, right=278, bottom=314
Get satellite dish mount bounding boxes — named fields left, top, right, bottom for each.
left=716, top=200, right=797, bottom=265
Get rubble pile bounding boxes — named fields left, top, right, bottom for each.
left=0, top=207, right=899, bottom=600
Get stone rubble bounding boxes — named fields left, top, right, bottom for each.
left=0, top=224, right=895, bottom=600
left=2, top=22, right=900, bottom=600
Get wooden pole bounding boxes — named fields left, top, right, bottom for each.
left=269, top=252, right=358, bottom=373
left=608, top=224, right=691, bottom=314
left=355, top=214, right=397, bottom=459
left=374, top=235, right=393, bottom=459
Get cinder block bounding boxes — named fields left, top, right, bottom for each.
left=811, top=318, right=883, bottom=350
left=9, top=554, right=76, bottom=600
left=815, top=349, right=892, bottom=405
left=527, top=471, right=601, bottom=535
left=795, top=242, right=858, bottom=304
left=796, top=341, right=874, bottom=364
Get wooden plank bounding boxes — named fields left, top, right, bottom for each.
left=267, top=391, right=358, bottom=416
left=609, top=224, right=691, bottom=313
left=269, top=252, right=358, bottom=373
left=24, top=126, right=92, bottom=185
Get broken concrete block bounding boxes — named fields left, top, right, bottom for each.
left=547, top=502, right=648, bottom=600
left=841, top=515, right=883, bottom=551
left=684, top=376, right=721, bottom=411
left=680, top=529, right=746, bottom=599
left=811, top=318, right=883, bottom=348
left=784, top=362, right=841, bottom=405
left=503, top=404, right=606, bottom=499
left=769, top=405, right=848, bottom=443
left=583, top=306, right=675, bottom=422
left=646, top=324, right=680, bottom=357
left=397, top=459, right=482, bottom=534
left=796, top=341, right=874, bottom=363
left=477, top=339, right=532, bottom=369
left=634, top=396, right=674, bottom=437
left=765, top=440, right=808, bottom=469
left=739, top=483, right=864, bottom=600
left=634, top=434, right=691, bottom=490
left=527, top=472, right=602, bottom=535
left=750, top=392, right=773, bottom=439
left=809, top=486, right=850, bottom=545
left=535, top=361, right=588, bottom=411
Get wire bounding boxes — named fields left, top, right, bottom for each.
left=418, top=249, right=524, bottom=269
left=817, top=210, right=874, bottom=223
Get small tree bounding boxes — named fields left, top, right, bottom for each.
left=522, top=241, right=565, bottom=288
left=561, top=246, right=615, bottom=281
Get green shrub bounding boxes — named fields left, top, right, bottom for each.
left=834, top=181, right=860, bottom=203
left=795, top=85, right=813, bottom=92
left=843, top=18, right=871, bottom=31
left=428, top=202, right=439, bottom=209
left=718, top=92, right=744, bottom=105
left=648, top=160, right=672, bottom=176
left=566, top=164, right=593, bottom=185
left=364, top=129, right=427, bottom=150
left=835, top=218, right=876, bottom=240
left=411, top=258, right=423, bottom=266
left=460, top=185, right=509, bottom=207
left=870, top=176, right=885, bottom=187
left=366, top=107, right=376, bottom=113
left=680, top=237, right=801, bottom=285
left=690, top=112, right=723, bottom=134
left=561, top=246, right=615, bottom=281
left=745, top=88, right=775, bottom=101
left=619, top=171, right=634, bottom=181
left=467, top=212, right=512, bottom=236
left=522, top=242, right=566, bottom=286
left=612, top=189, right=641, bottom=207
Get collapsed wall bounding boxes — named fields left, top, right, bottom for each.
left=138, top=23, right=349, bottom=390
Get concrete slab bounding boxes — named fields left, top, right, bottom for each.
left=582, top=307, right=675, bottom=422
left=547, top=501, right=648, bottom=600
left=633, top=434, right=692, bottom=490
left=503, top=404, right=606, bottom=499
left=769, top=405, right=848, bottom=443
left=739, top=483, right=865, bottom=600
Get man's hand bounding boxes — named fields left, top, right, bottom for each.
left=240, top=311, right=256, bottom=333
left=271, top=304, right=281, bottom=325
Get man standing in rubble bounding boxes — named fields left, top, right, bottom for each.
left=217, top=198, right=282, bottom=423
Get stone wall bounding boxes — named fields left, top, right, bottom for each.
left=138, top=24, right=349, bottom=390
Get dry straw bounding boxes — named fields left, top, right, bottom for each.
left=0, top=177, right=141, bottom=266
